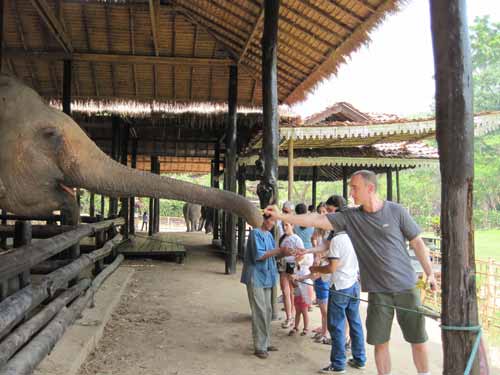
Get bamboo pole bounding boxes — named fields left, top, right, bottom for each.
left=0, top=255, right=124, bottom=375
left=288, top=138, right=294, bottom=201
left=0, top=279, right=90, bottom=367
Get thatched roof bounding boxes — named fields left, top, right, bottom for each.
left=2, top=0, right=403, bottom=106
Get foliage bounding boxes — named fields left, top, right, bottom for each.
left=470, top=16, right=500, bottom=112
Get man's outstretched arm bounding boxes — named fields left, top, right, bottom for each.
left=264, top=205, right=334, bottom=230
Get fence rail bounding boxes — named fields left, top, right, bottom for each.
left=420, top=237, right=500, bottom=332
left=0, top=215, right=126, bottom=373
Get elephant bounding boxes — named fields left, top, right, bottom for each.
left=182, top=203, right=202, bottom=232
left=200, top=206, right=214, bottom=234
left=0, top=75, right=263, bottom=228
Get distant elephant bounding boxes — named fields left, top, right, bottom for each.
left=200, top=206, right=214, bottom=234
left=0, top=75, right=263, bottom=228
left=183, top=203, right=202, bottom=232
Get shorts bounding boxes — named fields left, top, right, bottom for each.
left=366, top=287, right=428, bottom=345
left=314, top=278, right=330, bottom=301
left=294, top=295, right=309, bottom=310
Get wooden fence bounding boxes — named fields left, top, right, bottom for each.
left=0, top=215, right=126, bottom=374
left=420, top=237, right=500, bottom=332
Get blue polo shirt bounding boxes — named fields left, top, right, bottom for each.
left=240, top=228, right=278, bottom=288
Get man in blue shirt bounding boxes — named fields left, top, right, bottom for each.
left=241, top=214, right=293, bottom=359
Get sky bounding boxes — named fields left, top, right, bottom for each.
left=291, top=0, right=500, bottom=118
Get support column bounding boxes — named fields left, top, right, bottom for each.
left=148, top=156, right=155, bottom=236
left=396, top=167, right=400, bottom=203
left=89, top=193, right=95, bottom=217
left=342, top=167, right=348, bottom=200
left=0, top=0, right=4, bottom=72
left=62, top=60, right=72, bottom=115
left=13, top=221, right=32, bottom=289
left=129, top=138, right=138, bottom=235
left=225, top=65, right=238, bottom=275
left=288, top=138, right=294, bottom=201
left=100, top=195, right=105, bottom=217
left=120, top=123, right=130, bottom=239
left=213, top=143, right=221, bottom=240
left=237, top=167, right=247, bottom=260
left=430, top=1, right=478, bottom=373
left=109, top=117, right=121, bottom=217
left=257, top=0, right=280, bottom=210
left=386, top=168, right=393, bottom=202
left=258, top=0, right=280, bottom=322
left=0, top=209, right=7, bottom=249
left=312, top=166, right=318, bottom=208
left=154, top=157, right=161, bottom=233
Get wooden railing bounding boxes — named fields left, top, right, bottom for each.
left=0, top=216, right=126, bottom=374
left=419, top=237, right=500, bottom=332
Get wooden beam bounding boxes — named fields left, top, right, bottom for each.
left=239, top=2, right=264, bottom=64
left=12, top=1, right=38, bottom=90
left=4, top=49, right=235, bottom=66
left=104, top=4, right=116, bottom=97
left=148, top=0, right=160, bottom=56
left=172, top=13, right=176, bottom=100
left=386, top=167, right=393, bottom=201
left=0, top=0, right=3, bottom=73
left=129, top=5, right=138, bottom=97
left=251, top=78, right=257, bottom=105
left=81, top=4, right=99, bottom=97
left=62, top=60, right=71, bottom=115
left=342, top=166, right=348, bottom=200
left=30, top=0, right=73, bottom=53
left=430, top=0, right=479, bottom=373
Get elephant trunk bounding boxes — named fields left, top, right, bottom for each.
left=63, top=147, right=263, bottom=228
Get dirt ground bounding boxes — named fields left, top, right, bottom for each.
left=77, top=233, right=454, bottom=375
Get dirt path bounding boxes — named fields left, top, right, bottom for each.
left=78, top=232, right=447, bottom=375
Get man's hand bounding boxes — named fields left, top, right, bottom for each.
left=264, top=205, right=281, bottom=219
left=427, top=273, right=437, bottom=292
left=295, top=248, right=307, bottom=257
left=309, top=266, right=319, bottom=273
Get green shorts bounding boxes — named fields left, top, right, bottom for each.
left=366, top=287, right=428, bottom=345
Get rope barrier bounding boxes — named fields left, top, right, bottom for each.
left=295, top=279, right=482, bottom=375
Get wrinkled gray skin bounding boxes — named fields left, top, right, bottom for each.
left=0, top=75, right=263, bottom=228
left=182, top=203, right=202, bottom=232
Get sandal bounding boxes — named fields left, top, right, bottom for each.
left=300, top=328, right=309, bottom=336
left=281, top=319, right=292, bottom=329
left=288, top=327, right=298, bottom=336
left=315, top=335, right=331, bottom=345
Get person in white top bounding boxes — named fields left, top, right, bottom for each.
left=289, top=248, right=314, bottom=337
left=308, top=196, right=367, bottom=373
left=278, top=221, right=304, bottom=329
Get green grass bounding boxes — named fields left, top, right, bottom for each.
left=475, top=229, right=500, bottom=262
left=422, top=229, right=500, bottom=262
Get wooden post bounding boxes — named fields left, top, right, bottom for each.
left=109, top=117, right=121, bottom=216
left=0, top=209, right=7, bottom=249
left=154, top=157, right=160, bottom=233
left=120, top=123, right=129, bottom=240
left=225, top=65, right=238, bottom=275
left=386, top=168, right=393, bottom=202
left=288, top=138, right=294, bottom=201
left=100, top=195, right=105, bottom=217
left=13, top=221, right=32, bottom=289
left=148, top=156, right=156, bottom=236
left=396, top=167, right=400, bottom=203
left=430, top=1, right=479, bottom=374
left=0, top=0, right=3, bottom=73
left=89, top=193, right=95, bottom=217
left=342, top=167, right=348, bottom=200
left=129, top=138, right=138, bottom=235
left=257, top=0, right=280, bottom=210
left=237, top=167, right=247, bottom=260
left=213, top=143, right=221, bottom=240
left=62, top=60, right=71, bottom=115
left=259, top=0, right=280, bottom=321
left=312, top=166, right=318, bottom=208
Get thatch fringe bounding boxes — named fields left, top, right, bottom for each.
left=285, top=0, right=407, bottom=105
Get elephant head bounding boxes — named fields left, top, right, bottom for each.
left=0, top=74, right=263, bottom=227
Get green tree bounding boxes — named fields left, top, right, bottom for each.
left=470, top=16, right=500, bottom=111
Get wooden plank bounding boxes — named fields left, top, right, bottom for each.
left=148, top=0, right=160, bottom=56
left=30, top=0, right=73, bottom=53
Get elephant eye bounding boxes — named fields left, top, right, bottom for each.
left=41, top=127, right=60, bottom=139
